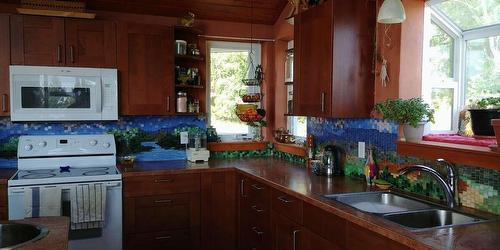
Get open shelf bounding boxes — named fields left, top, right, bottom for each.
left=174, top=26, right=203, bottom=35
left=175, top=84, right=204, bottom=89
left=175, top=112, right=205, bottom=116
left=285, top=81, right=293, bottom=85
left=175, top=54, right=204, bottom=61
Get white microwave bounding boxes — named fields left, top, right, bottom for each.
left=9, top=66, right=118, bottom=121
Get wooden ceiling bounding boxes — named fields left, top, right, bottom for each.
left=76, top=0, right=287, bottom=25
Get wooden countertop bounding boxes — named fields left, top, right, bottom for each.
left=6, top=217, right=69, bottom=250
left=120, top=158, right=500, bottom=250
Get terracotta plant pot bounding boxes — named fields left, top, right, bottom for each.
left=492, top=119, right=500, bottom=145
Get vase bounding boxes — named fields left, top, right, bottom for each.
left=364, top=149, right=378, bottom=185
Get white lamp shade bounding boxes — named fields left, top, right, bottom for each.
left=377, top=0, right=406, bottom=24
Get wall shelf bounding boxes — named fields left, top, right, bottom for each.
left=175, top=54, right=204, bottom=61
left=175, top=84, right=204, bottom=89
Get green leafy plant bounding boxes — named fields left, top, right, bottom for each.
left=471, top=97, right=500, bottom=109
left=375, top=98, right=435, bottom=128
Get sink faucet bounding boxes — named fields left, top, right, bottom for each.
left=398, top=159, right=459, bottom=208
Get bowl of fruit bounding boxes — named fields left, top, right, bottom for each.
left=236, top=104, right=265, bottom=122
left=241, top=93, right=262, bottom=103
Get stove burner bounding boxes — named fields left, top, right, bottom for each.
left=82, top=170, right=109, bottom=176
left=26, top=169, right=55, bottom=174
left=21, top=173, right=56, bottom=179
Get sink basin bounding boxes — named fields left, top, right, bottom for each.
left=324, top=192, right=433, bottom=214
left=383, top=209, right=485, bottom=230
left=0, top=223, right=49, bottom=249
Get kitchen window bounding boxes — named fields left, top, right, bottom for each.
left=207, top=41, right=261, bottom=140
left=423, top=0, right=500, bottom=133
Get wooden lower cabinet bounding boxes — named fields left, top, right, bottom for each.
left=200, top=171, right=237, bottom=250
left=123, top=173, right=200, bottom=250
left=0, top=183, right=7, bottom=220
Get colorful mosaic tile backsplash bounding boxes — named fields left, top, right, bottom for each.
left=0, top=116, right=206, bottom=166
left=307, top=117, right=500, bottom=215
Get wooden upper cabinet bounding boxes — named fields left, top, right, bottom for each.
left=293, top=0, right=333, bottom=117
left=293, top=0, right=376, bottom=118
left=10, top=15, right=116, bottom=68
left=117, top=23, right=174, bottom=115
left=0, top=14, right=9, bottom=116
left=65, top=19, right=116, bottom=67
left=10, top=15, right=65, bottom=66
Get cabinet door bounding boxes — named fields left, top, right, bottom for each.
left=65, top=19, right=116, bottom=67
left=117, top=23, right=174, bottom=115
left=301, top=228, right=340, bottom=250
left=201, top=171, right=237, bottom=250
left=271, top=212, right=302, bottom=250
left=10, top=15, right=65, bottom=66
left=0, top=14, right=10, bottom=116
left=293, top=0, right=333, bottom=117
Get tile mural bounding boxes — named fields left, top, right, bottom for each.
left=0, top=116, right=206, bottom=166
left=308, top=117, right=500, bottom=215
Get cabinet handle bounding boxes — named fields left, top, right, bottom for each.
left=293, top=230, right=301, bottom=250
left=154, top=199, right=173, bottom=204
left=251, top=226, right=264, bottom=237
left=154, top=179, right=173, bottom=183
left=277, top=196, right=294, bottom=204
left=57, top=45, right=62, bottom=63
left=167, top=96, right=171, bottom=112
left=1, top=94, right=6, bottom=112
left=321, top=92, right=325, bottom=112
left=70, top=45, right=75, bottom=63
left=251, top=205, right=264, bottom=213
left=251, top=184, right=264, bottom=191
left=240, top=179, right=247, bottom=197
left=154, top=235, right=172, bottom=240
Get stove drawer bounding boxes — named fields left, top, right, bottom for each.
left=123, top=173, right=200, bottom=197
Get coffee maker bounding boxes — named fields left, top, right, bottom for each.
left=322, top=145, right=343, bottom=176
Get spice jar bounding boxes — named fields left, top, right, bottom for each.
left=176, top=91, right=187, bottom=113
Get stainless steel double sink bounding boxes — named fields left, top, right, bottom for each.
left=324, top=192, right=488, bottom=230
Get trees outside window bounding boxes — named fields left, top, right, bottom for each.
left=423, top=0, right=500, bottom=132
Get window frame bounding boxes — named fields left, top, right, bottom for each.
left=424, top=1, right=500, bottom=133
left=206, top=41, right=262, bottom=141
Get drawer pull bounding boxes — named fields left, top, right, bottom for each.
left=278, top=196, right=294, bottom=204
left=251, top=184, right=264, bottom=191
left=240, top=179, right=247, bottom=197
left=251, top=205, right=264, bottom=213
left=293, top=229, right=301, bottom=250
left=154, top=179, right=173, bottom=183
left=154, top=199, right=173, bottom=204
left=154, top=235, right=172, bottom=240
left=251, top=226, right=264, bottom=236
left=1, top=94, right=7, bottom=112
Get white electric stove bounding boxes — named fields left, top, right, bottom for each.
left=8, top=134, right=122, bottom=250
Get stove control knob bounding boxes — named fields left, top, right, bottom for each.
left=38, top=141, right=47, bottom=147
left=103, top=142, right=111, bottom=148
left=24, top=144, right=33, bottom=151
left=89, top=140, right=98, bottom=146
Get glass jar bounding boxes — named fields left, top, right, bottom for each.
left=176, top=91, right=187, bottom=113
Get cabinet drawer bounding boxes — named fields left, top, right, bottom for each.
left=271, top=189, right=302, bottom=224
left=241, top=177, right=271, bottom=206
left=135, top=193, right=189, bottom=208
left=127, top=229, right=192, bottom=250
left=240, top=221, right=271, bottom=250
left=241, top=201, right=270, bottom=232
left=124, top=173, right=200, bottom=197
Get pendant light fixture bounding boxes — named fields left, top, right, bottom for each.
left=377, top=0, right=406, bottom=24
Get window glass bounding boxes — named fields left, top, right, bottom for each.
left=465, top=36, right=500, bottom=104
left=209, top=42, right=261, bottom=138
left=428, top=21, right=455, bottom=80
left=430, top=88, right=454, bottom=131
left=288, top=116, right=307, bottom=138
left=436, top=0, right=500, bottom=30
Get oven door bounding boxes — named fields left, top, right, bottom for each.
left=10, top=68, right=102, bottom=121
left=8, top=181, right=122, bottom=250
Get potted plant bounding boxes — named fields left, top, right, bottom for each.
left=375, top=98, right=435, bottom=142
left=468, top=97, right=500, bottom=136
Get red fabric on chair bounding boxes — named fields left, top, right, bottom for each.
left=423, top=134, right=496, bottom=147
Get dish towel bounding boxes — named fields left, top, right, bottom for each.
left=24, top=186, right=63, bottom=218
left=70, top=183, right=107, bottom=230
